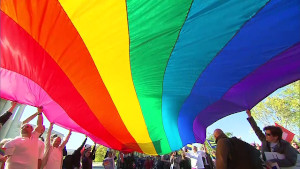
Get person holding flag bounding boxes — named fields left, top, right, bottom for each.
left=246, top=109, right=298, bottom=168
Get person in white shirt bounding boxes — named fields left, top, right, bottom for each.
left=3, top=107, right=45, bottom=169
left=103, top=151, right=116, bottom=169
left=186, top=146, right=205, bottom=169
left=41, top=123, right=71, bottom=169
left=21, top=110, right=46, bottom=169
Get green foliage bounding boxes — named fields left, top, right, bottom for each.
left=94, top=145, right=108, bottom=162
left=251, top=81, right=300, bottom=135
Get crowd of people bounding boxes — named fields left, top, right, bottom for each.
left=0, top=101, right=299, bottom=169
left=0, top=102, right=96, bottom=169
left=115, top=147, right=214, bottom=169
left=213, top=110, right=299, bottom=169
left=108, top=109, right=300, bottom=169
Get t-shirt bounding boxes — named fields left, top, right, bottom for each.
left=43, top=147, right=63, bottom=169
left=103, top=157, right=115, bottom=169
left=180, top=157, right=191, bottom=169
left=82, top=156, right=93, bottom=169
left=187, top=151, right=205, bottom=169
left=270, top=142, right=279, bottom=152
left=4, top=131, right=41, bottom=169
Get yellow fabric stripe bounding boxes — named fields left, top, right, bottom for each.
left=59, top=0, right=157, bottom=154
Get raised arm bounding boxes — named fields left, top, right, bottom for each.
left=22, top=107, right=42, bottom=125
left=41, top=122, right=53, bottom=169
left=40, top=122, right=53, bottom=168
left=0, top=101, right=17, bottom=126
left=170, top=153, right=175, bottom=163
left=185, top=151, right=197, bottom=159
left=60, top=130, right=72, bottom=149
left=246, top=109, right=266, bottom=142
left=203, top=144, right=208, bottom=153
left=77, top=136, right=87, bottom=152
left=34, top=107, right=44, bottom=133
left=45, top=123, right=54, bottom=147
left=8, top=101, right=17, bottom=112
left=91, top=142, right=97, bottom=160
left=112, top=150, right=116, bottom=160
left=72, top=136, right=87, bottom=157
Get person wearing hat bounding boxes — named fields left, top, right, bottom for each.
left=84, top=144, right=92, bottom=151
left=82, top=143, right=96, bottom=169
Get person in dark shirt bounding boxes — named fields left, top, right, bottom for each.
left=246, top=110, right=297, bottom=168
left=0, top=101, right=17, bottom=130
left=82, top=143, right=96, bottom=169
left=63, top=136, right=87, bottom=169
left=201, top=146, right=214, bottom=169
left=125, top=153, right=136, bottom=169
left=179, top=152, right=191, bottom=169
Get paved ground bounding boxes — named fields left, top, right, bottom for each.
left=92, top=162, right=103, bottom=169
left=93, top=165, right=116, bottom=169
left=92, top=162, right=118, bottom=169
left=92, top=166, right=104, bottom=169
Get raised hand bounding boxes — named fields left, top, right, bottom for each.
left=246, top=109, right=252, bottom=118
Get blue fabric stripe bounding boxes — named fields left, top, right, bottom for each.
left=162, top=0, right=269, bottom=149
left=177, top=0, right=300, bottom=145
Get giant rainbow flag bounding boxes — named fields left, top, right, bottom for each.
left=0, top=0, right=299, bottom=154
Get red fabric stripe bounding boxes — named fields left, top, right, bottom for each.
left=0, top=11, right=137, bottom=151
left=0, top=67, right=110, bottom=147
left=0, top=0, right=141, bottom=152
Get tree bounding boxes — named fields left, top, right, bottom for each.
left=251, top=80, right=300, bottom=136
left=94, top=145, right=108, bottom=162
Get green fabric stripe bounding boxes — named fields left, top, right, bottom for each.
left=127, top=0, right=193, bottom=154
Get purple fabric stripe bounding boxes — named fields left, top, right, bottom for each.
left=193, top=43, right=300, bottom=142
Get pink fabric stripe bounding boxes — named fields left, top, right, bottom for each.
left=0, top=68, right=108, bottom=147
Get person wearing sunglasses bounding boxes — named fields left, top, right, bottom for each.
left=246, top=109, right=297, bottom=168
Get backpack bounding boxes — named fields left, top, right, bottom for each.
left=228, top=137, right=263, bottom=169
